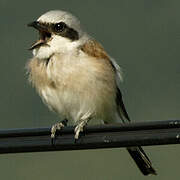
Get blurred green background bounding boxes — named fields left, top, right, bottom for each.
left=1, top=0, right=180, bottom=179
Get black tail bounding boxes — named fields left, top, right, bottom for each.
left=127, top=146, right=157, bottom=175
left=116, top=87, right=157, bottom=175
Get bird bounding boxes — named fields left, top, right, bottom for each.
left=27, top=10, right=157, bottom=175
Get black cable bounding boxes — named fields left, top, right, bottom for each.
left=0, top=120, right=179, bottom=154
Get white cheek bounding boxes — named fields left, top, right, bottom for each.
left=33, top=46, right=54, bottom=59
left=32, top=35, right=79, bottom=59
left=50, top=35, right=79, bottom=53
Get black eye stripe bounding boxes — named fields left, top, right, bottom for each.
left=53, top=22, right=79, bottom=41
left=61, top=26, right=79, bottom=41
left=36, top=21, right=79, bottom=41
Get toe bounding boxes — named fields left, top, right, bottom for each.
left=51, top=133, right=55, bottom=139
left=75, top=128, right=80, bottom=139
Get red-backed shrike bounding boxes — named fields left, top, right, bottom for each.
left=27, top=10, right=156, bottom=175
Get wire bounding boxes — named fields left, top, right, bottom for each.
left=0, top=120, right=180, bottom=154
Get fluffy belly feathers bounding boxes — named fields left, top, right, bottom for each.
left=28, top=54, right=117, bottom=124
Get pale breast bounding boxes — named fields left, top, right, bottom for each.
left=27, top=46, right=117, bottom=124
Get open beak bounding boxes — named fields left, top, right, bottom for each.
left=28, top=21, right=51, bottom=50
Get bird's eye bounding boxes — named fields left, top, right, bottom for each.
left=54, top=22, right=66, bottom=32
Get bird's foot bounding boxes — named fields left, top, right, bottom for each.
left=74, top=121, right=86, bottom=139
left=51, top=119, right=68, bottom=139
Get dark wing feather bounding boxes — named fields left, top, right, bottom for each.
left=116, top=87, right=130, bottom=123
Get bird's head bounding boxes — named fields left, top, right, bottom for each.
left=28, top=10, right=86, bottom=59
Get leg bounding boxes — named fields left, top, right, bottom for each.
left=51, top=119, right=68, bottom=138
left=74, top=117, right=91, bottom=139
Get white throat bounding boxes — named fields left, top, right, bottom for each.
left=33, top=36, right=76, bottom=59
left=32, top=33, right=89, bottom=59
